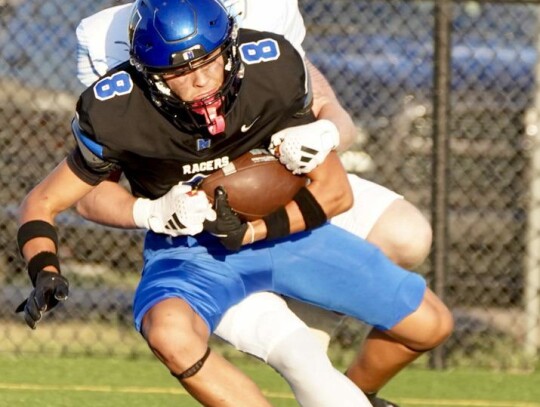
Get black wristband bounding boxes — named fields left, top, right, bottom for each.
left=293, top=187, right=327, bottom=230
left=17, top=220, right=58, bottom=256
left=27, top=251, right=61, bottom=287
left=263, top=206, right=290, bottom=240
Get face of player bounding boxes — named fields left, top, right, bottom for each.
left=162, top=49, right=225, bottom=104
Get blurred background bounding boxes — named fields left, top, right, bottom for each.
left=0, top=0, right=539, bottom=372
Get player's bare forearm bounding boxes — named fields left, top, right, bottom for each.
left=289, top=151, right=352, bottom=231
left=18, top=159, right=94, bottom=260
left=307, top=59, right=356, bottom=152
left=76, top=180, right=138, bottom=229
left=306, top=152, right=352, bottom=212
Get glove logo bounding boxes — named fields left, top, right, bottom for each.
left=241, top=116, right=260, bottom=133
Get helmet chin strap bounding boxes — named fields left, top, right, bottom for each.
left=192, top=98, right=225, bottom=136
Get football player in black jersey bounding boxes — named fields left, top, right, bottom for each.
left=16, top=0, right=452, bottom=405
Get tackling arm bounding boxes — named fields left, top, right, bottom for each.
left=268, top=61, right=357, bottom=174
left=307, top=59, right=356, bottom=152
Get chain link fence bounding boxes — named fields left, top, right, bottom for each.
left=0, top=0, right=539, bottom=369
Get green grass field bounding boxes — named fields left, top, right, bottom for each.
left=0, top=353, right=538, bottom=407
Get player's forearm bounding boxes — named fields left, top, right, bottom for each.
left=246, top=152, right=352, bottom=243
left=17, top=195, right=58, bottom=261
left=307, top=59, right=356, bottom=152
left=291, top=152, right=352, bottom=228
left=18, top=159, right=94, bottom=260
left=76, top=181, right=138, bottom=229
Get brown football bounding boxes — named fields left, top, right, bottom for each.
left=200, top=149, right=307, bottom=221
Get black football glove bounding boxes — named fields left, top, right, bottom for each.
left=16, top=270, right=69, bottom=329
left=203, top=186, right=248, bottom=252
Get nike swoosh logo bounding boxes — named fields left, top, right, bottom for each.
left=241, top=116, right=261, bottom=132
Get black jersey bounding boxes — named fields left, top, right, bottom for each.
left=68, top=29, right=315, bottom=199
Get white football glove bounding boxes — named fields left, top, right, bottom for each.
left=132, top=184, right=216, bottom=237
left=269, top=119, right=340, bottom=174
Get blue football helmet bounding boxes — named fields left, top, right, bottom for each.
left=128, top=0, right=243, bottom=134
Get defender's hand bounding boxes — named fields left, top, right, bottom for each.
left=133, top=184, right=216, bottom=236
left=269, top=120, right=340, bottom=174
left=16, top=271, right=69, bottom=329
left=203, top=187, right=248, bottom=251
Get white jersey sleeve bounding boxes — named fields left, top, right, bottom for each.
left=76, top=3, right=133, bottom=86
left=76, top=0, right=306, bottom=87
left=241, top=0, right=305, bottom=56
